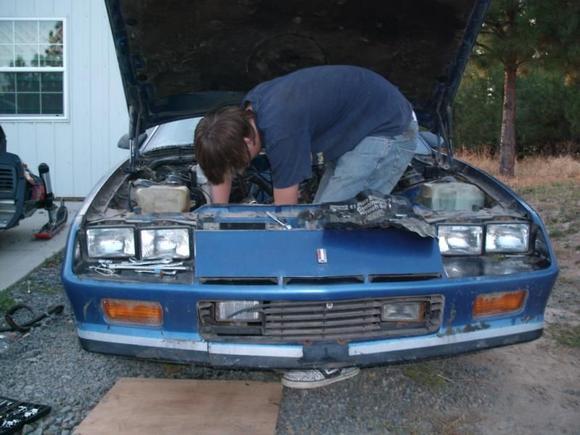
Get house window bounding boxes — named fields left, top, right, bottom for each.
left=0, top=19, right=66, bottom=119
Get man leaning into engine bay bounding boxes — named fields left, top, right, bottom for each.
left=195, top=65, right=419, bottom=207
left=194, top=65, right=419, bottom=389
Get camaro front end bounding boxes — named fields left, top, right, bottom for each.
left=62, top=0, right=558, bottom=369
left=62, top=162, right=558, bottom=368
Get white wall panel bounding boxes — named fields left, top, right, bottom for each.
left=70, top=0, right=92, bottom=196
left=34, top=0, right=56, bottom=17
left=16, top=123, right=36, bottom=165
left=0, top=0, right=129, bottom=197
left=52, top=0, right=74, bottom=192
left=1, top=1, right=17, bottom=16
left=89, top=0, right=107, bottom=195
left=35, top=122, right=54, bottom=172
left=15, top=0, right=36, bottom=15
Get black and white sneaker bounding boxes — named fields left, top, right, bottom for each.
left=281, top=367, right=360, bottom=389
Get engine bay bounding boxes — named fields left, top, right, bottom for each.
left=97, top=151, right=510, bottom=222
left=124, top=153, right=316, bottom=214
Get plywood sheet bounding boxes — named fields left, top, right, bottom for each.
left=75, top=378, right=282, bottom=435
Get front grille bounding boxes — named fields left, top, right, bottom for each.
left=198, top=295, right=443, bottom=343
left=199, top=273, right=438, bottom=286
left=0, top=167, right=15, bottom=193
left=200, top=277, right=278, bottom=285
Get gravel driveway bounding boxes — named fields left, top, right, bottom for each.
left=1, top=250, right=578, bottom=435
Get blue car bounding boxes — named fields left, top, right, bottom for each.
left=62, top=0, right=558, bottom=369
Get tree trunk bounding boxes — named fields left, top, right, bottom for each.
left=499, top=63, right=517, bottom=176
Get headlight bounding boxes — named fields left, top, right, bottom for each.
left=216, top=301, right=260, bottom=322
left=140, top=228, right=190, bottom=259
left=86, top=227, right=135, bottom=258
left=381, top=301, right=425, bottom=322
left=438, top=225, right=483, bottom=255
left=486, top=224, right=530, bottom=253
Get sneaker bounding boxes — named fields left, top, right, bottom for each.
left=281, top=367, right=360, bottom=389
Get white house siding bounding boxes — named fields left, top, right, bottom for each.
left=0, top=0, right=128, bottom=197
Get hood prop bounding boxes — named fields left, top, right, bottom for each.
left=128, top=105, right=142, bottom=174
left=435, top=105, right=455, bottom=170
left=432, top=83, right=455, bottom=170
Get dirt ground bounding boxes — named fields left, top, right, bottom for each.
left=419, top=180, right=580, bottom=435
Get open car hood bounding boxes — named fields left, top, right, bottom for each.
left=105, top=0, right=490, bottom=134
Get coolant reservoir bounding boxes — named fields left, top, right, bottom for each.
left=133, top=185, right=191, bottom=213
left=418, top=181, right=485, bottom=211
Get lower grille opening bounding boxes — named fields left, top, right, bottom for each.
left=198, top=295, right=444, bottom=343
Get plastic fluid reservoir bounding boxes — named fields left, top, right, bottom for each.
left=418, top=181, right=485, bottom=211
left=134, top=185, right=191, bottom=213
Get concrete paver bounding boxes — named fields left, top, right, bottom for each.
left=0, top=201, right=83, bottom=291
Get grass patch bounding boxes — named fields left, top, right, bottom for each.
left=550, top=324, right=580, bottom=348
left=548, top=225, right=578, bottom=238
left=34, top=282, right=62, bottom=294
left=0, top=291, right=15, bottom=313
left=41, top=251, right=64, bottom=269
left=402, top=363, right=447, bottom=389
left=456, top=153, right=580, bottom=190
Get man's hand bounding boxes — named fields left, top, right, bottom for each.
left=210, top=175, right=232, bottom=204
left=274, top=184, right=299, bottom=205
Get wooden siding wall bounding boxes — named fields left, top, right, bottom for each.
left=0, top=0, right=128, bottom=197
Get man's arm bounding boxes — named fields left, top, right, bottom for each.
left=210, top=175, right=232, bottom=203
left=273, top=184, right=299, bottom=205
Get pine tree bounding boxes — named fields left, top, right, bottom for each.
left=474, top=0, right=542, bottom=176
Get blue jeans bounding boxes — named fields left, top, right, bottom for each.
left=314, top=118, right=418, bottom=203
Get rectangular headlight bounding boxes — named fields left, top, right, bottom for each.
left=486, top=224, right=530, bottom=253
left=140, top=228, right=190, bottom=259
left=438, top=225, right=483, bottom=255
left=216, top=301, right=260, bottom=322
left=381, top=301, right=425, bottom=322
left=87, top=227, right=135, bottom=258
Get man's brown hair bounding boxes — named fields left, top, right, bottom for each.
left=194, top=106, right=255, bottom=185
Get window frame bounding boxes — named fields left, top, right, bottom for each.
left=0, top=17, right=68, bottom=121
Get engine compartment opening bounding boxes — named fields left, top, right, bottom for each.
left=102, top=150, right=499, bottom=219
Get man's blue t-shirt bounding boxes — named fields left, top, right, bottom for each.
left=243, top=65, right=413, bottom=189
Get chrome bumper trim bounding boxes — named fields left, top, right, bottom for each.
left=348, top=322, right=543, bottom=356
left=77, top=330, right=208, bottom=352
left=78, top=322, right=542, bottom=359
left=77, top=329, right=303, bottom=358
left=208, top=343, right=303, bottom=358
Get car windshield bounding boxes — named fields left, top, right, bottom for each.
left=141, top=116, right=432, bottom=155
left=141, top=117, right=201, bottom=153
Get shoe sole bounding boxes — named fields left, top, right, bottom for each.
left=281, top=368, right=360, bottom=389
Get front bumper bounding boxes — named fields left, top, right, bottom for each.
left=77, top=321, right=543, bottom=368
left=64, top=258, right=556, bottom=368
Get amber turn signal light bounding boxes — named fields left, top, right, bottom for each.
left=102, top=299, right=163, bottom=326
left=473, top=290, right=527, bottom=318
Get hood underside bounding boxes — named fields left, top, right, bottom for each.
left=106, top=0, right=490, bottom=131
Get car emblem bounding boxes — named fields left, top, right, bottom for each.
left=316, top=248, right=327, bottom=264
left=326, top=302, right=334, bottom=310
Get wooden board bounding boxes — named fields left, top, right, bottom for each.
left=74, top=378, right=282, bottom=435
